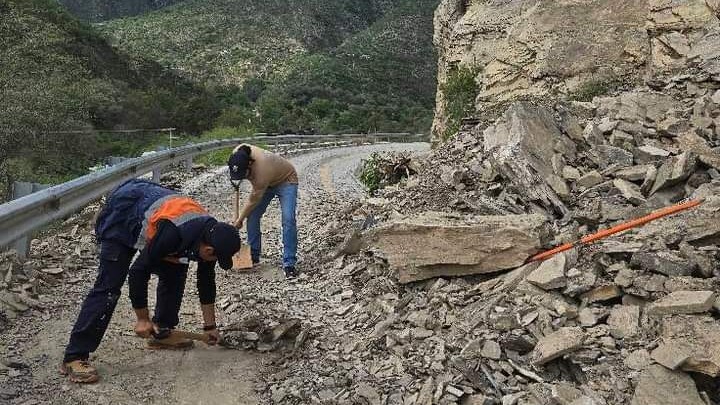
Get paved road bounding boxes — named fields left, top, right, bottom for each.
left=0, top=143, right=429, bottom=405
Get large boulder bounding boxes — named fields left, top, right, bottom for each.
left=484, top=102, right=574, bottom=216
left=366, top=211, right=549, bottom=284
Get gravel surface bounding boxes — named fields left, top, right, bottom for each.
left=0, top=143, right=429, bottom=405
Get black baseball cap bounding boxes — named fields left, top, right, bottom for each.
left=228, top=149, right=251, bottom=181
left=208, top=222, right=242, bottom=270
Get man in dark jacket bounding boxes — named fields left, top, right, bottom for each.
left=60, top=179, right=241, bottom=383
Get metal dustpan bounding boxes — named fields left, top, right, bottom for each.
left=231, top=184, right=254, bottom=271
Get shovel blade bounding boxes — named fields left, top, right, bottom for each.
left=232, top=245, right=253, bottom=270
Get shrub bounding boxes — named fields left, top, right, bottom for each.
left=440, top=65, right=480, bottom=141
left=570, top=77, right=623, bottom=102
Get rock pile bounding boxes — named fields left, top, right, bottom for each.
left=256, top=71, right=720, bottom=403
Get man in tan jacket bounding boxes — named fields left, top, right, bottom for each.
left=228, top=144, right=299, bottom=278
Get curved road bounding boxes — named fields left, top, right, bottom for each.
left=0, top=143, right=429, bottom=405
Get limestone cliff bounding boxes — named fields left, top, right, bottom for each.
left=433, top=0, right=720, bottom=142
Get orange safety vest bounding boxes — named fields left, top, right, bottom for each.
left=134, top=195, right=209, bottom=250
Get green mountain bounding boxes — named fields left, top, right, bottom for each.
left=57, top=0, right=183, bottom=22
left=97, top=0, right=439, bottom=133
left=0, top=0, right=218, bottom=198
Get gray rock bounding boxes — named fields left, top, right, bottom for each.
left=651, top=342, right=692, bottom=370
left=660, top=315, right=720, bottom=377
left=624, top=349, right=652, bottom=370
left=485, top=102, right=572, bottom=215
left=356, top=383, right=381, bottom=404
left=647, top=290, right=716, bottom=316
left=551, top=382, right=587, bottom=405
left=558, top=108, right=584, bottom=140
left=606, top=305, right=640, bottom=338
left=564, top=268, right=598, bottom=297
left=563, top=166, right=582, bottom=181
left=368, top=212, right=548, bottom=284
left=416, top=377, right=435, bottom=405
left=580, top=285, right=623, bottom=303
left=597, top=117, right=618, bottom=134
left=577, top=171, right=604, bottom=188
left=526, top=253, right=567, bottom=290
left=614, top=165, right=655, bottom=182
left=609, top=130, right=635, bottom=148
left=613, top=179, right=646, bottom=205
left=501, top=392, right=526, bottom=405
left=462, top=394, right=492, bottom=405
left=712, top=89, right=720, bottom=104
left=481, top=340, right=502, bottom=360
left=677, top=132, right=720, bottom=172
left=589, top=145, right=634, bottom=168
left=640, top=165, right=658, bottom=195
left=578, top=308, right=600, bottom=327
left=634, top=145, right=671, bottom=164
left=633, top=274, right=668, bottom=292
left=614, top=266, right=638, bottom=288
left=630, top=365, right=704, bottom=405
left=546, top=174, right=571, bottom=198
left=583, top=123, right=604, bottom=145
left=531, top=327, right=585, bottom=365
left=650, top=152, right=698, bottom=195
left=630, top=251, right=695, bottom=277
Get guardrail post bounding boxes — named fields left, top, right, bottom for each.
left=152, top=168, right=161, bottom=183
left=183, top=156, right=193, bottom=172
left=10, top=182, right=48, bottom=259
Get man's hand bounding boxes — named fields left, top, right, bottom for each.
left=134, top=319, right=156, bottom=338
left=234, top=217, right=244, bottom=229
left=204, top=328, right=221, bottom=345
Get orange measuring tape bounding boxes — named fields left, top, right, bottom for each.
left=527, top=199, right=704, bottom=263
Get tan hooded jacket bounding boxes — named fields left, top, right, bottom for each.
left=234, top=144, right=298, bottom=221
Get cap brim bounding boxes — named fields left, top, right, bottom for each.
left=217, top=255, right=233, bottom=270
left=229, top=171, right=245, bottom=181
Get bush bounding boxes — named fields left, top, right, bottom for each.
left=440, top=65, right=480, bottom=141
left=359, top=152, right=416, bottom=195
left=570, top=77, right=623, bottom=102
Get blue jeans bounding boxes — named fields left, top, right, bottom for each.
left=246, top=182, right=298, bottom=268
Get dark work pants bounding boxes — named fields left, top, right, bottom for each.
left=63, top=241, right=188, bottom=363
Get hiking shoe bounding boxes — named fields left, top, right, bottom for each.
left=147, top=333, right=194, bottom=350
left=283, top=266, right=298, bottom=279
left=60, top=360, right=99, bottom=384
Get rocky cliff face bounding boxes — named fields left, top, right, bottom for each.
left=432, top=0, right=720, bottom=142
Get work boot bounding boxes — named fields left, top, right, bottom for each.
left=283, top=266, right=298, bottom=279
left=147, top=332, right=194, bottom=350
left=60, top=360, right=99, bottom=384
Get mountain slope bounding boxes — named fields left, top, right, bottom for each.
left=57, top=0, right=183, bottom=22
left=97, top=0, right=439, bottom=133
left=0, top=0, right=217, bottom=198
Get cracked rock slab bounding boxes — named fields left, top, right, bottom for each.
left=647, top=290, right=715, bottom=316
left=531, top=327, right=585, bottom=366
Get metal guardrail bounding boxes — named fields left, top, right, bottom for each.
left=0, top=133, right=428, bottom=253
